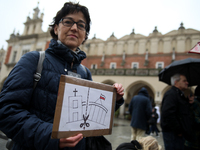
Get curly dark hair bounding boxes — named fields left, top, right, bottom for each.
left=49, top=2, right=91, bottom=44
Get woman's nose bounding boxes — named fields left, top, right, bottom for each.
left=71, top=23, right=78, bottom=30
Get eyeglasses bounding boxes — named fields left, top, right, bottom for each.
left=59, top=17, right=87, bottom=31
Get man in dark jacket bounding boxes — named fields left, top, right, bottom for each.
left=161, top=74, right=194, bottom=150
left=129, top=87, right=152, bottom=140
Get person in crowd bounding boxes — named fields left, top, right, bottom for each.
left=116, top=136, right=162, bottom=150
left=149, top=107, right=159, bottom=137
left=129, top=87, right=152, bottom=140
left=161, top=73, right=194, bottom=150
left=0, top=2, right=124, bottom=150
left=145, top=97, right=155, bottom=135
left=184, top=85, right=200, bottom=150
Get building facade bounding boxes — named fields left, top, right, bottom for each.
left=1, top=6, right=200, bottom=118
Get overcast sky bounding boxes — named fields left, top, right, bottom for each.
left=0, top=0, right=200, bottom=50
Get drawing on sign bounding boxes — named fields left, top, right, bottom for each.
left=67, top=88, right=108, bottom=129
left=59, top=83, right=112, bottom=131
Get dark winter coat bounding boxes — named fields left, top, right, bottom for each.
left=161, top=86, right=194, bottom=141
left=0, top=39, right=124, bottom=150
left=129, top=87, right=152, bottom=130
left=148, top=109, right=159, bottom=125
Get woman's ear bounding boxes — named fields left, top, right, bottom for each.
left=54, top=24, right=58, bottom=35
left=82, top=33, right=87, bottom=44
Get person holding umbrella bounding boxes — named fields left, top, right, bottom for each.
left=161, top=73, right=194, bottom=150
left=158, top=57, right=200, bottom=87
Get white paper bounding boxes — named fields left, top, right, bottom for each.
left=59, top=83, right=113, bottom=131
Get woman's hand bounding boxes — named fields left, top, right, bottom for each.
left=113, top=83, right=124, bottom=101
left=59, top=133, right=83, bottom=148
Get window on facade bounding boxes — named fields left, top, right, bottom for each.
left=36, top=49, right=42, bottom=52
left=156, top=62, right=164, bottom=69
left=91, top=64, right=97, bottom=69
left=12, top=51, right=17, bottom=63
left=131, top=62, right=139, bottom=69
left=22, top=49, right=30, bottom=56
left=110, top=63, right=116, bottom=69
left=73, top=100, right=78, bottom=109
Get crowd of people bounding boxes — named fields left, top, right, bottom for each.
left=128, top=74, right=200, bottom=150
left=161, top=74, right=200, bottom=150
left=0, top=2, right=199, bottom=150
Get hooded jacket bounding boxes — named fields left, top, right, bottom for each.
left=128, top=87, right=152, bottom=130
left=0, top=39, right=123, bottom=150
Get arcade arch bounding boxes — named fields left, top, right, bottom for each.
left=124, top=80, right=155, bottom=114
left=160, top=85, right=171, bottom=100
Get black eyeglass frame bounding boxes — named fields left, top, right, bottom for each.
left=58, top=17, right=87, bottom=31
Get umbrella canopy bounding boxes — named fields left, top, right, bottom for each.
left=158, top=58, right=200, bottom=86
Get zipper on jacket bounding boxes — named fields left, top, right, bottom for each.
left=71, top=58, right=77, bottom=73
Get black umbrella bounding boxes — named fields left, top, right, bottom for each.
left=158, top=58, right=200, bottom=86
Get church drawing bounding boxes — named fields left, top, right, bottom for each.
left=66, top=88, right=108, bottom=129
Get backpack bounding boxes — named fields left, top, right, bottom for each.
left=33, top=51, right=45, bottom=89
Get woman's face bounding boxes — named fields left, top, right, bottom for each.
left=54, top=11, right=86, bottom=51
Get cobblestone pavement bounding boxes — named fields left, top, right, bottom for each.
left=0, top=118, right=165, bottom=150
left=105, top=118, right=164, bottom=150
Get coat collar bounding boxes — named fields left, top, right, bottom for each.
left=47, top=39, right=86, bottom=65
left=172, top=86, right=185, bottom=97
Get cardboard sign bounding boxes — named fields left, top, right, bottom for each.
left=52, top=75, right=116, bottom=139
